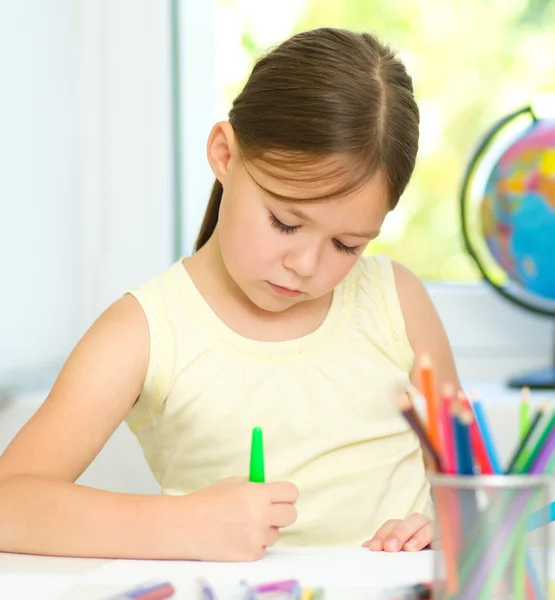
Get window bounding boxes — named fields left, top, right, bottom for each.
left=215, top=0, right=555, bottom=281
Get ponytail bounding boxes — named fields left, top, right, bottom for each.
left=194, top=179, right=223, bottom=251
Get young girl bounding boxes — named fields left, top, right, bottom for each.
left=0, top=28, right=460, bottom=562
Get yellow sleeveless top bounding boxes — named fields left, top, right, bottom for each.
left=125, top=255, right=431, bottom=547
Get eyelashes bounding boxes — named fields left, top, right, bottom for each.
left=268, top=212, right=361, bottom=256
left=268, top=212, right=298, bottom=234
left=332, top=239, right=361, bottom=256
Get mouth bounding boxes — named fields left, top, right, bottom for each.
left=267, top=281, right=303, bottom=298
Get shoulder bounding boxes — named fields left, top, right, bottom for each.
left=390, top=260, right=436, bottom=342
left=389, top=261, right=460, bottom=386
left=391, top=260, right=429, bottom=304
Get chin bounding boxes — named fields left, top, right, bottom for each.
left=243, top=286, right=301, bottom=314
left=250, top=293, right=298, bottom=313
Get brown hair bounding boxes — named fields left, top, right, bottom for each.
left=195, top=27, right=419, bottom=251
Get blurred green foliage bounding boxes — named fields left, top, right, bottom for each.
left=218, top=0, right=555, bottom=280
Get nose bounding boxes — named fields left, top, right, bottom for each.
left=283, top=243, right=319, bottom=278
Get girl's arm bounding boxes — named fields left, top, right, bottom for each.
left=364, top=262, right=460, bottom=554
left=0, top=295, right=297, bottom=560
left=392, top=261, right=462, bottom=391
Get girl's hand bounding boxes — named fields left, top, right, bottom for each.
left=362, top=513, right=432, bottom=552
left=182, top=476, right=298, bottom=562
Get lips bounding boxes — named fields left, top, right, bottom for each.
left=267, top=281, right=303, bottom=297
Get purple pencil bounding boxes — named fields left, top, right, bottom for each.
left=530, top=426, right=555, bottom=473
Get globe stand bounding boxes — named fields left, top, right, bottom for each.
left=507, top=324, right=555, bottom=390
left=460, top=106, right=555, bottom=392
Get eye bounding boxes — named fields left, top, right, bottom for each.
left=333, top=239, right=361, bottom=256
left=268, top=212, right=299, bottom=234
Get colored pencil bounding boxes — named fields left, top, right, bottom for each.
left=454, top=406, right=474, bottom=476
left=434, top=484, right=460, bottom=594
left=470, top=396, right=502, bottom=474
left=439, top=384, right=457, bottom=474
left=529, top=424, right=555, bottom=473
left=419, top=352, right=441, bottom=453
left=521, top=409, right=555, bottom=473
left=249, top=427, right=265, bottom=483
left=396, top=392, right=441, bottom=472
left=459, top=391, right=492, bottom=475
left=506, top=402, right=548, bottom=474
left=520, top=387, right=531, bottom=442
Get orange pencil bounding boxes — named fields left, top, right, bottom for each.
left=419, top=352, right=441, bottom=453
left=434, top=485, right=460, bottom=594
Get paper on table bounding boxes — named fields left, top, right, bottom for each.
left=85, top=547, right=433, bottom=589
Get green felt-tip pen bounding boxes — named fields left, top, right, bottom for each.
left=249, top=426, right=265, bottom=483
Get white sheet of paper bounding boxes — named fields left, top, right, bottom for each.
left=58, top=548, right=433, bottom=599
left=0, top=548, right=435, bottom=600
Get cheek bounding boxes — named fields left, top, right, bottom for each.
left=316, top=250, right=359, bottom=290
left=219, top=196, right=279, bottom=273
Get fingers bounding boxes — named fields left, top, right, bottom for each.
left=269, top=503, right=298, bottom=528
left=363, top=519, right=402, bottom=551
left=383, top=513, right=430, bottom=552
left=364, top=514, right=432, bottom=552
left=403, top=521, right=433, bottom=552
left=265, top=481, right=299, bottom=504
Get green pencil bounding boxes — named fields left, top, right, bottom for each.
left=249, top=426, right=265, bottom=483
left=519, top=386, right=531, bottom=442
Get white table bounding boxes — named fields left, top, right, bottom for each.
left=0, top=548, right=434, bottom=599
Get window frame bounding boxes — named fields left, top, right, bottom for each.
left=79, top=0, right=553, bottom=383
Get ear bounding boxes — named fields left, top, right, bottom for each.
left=206, top=121, right=237, bottom=184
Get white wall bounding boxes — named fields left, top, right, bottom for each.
left=0, top=0, right=81, bottom=390
left=0, top=0, right=551, bottom=396
left=0, top=0, right=177, bottom=394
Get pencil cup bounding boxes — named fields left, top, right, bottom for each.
left=429, top=474, right=549, bottom=600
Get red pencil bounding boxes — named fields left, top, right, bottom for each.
left=439, top=384, right=457, bottom=474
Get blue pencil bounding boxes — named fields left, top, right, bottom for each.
left=471, top=399, right=502, bottom=474
left=454, top=409, right=474, bottom=475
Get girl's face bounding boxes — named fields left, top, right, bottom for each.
left=209, top=125, right=390, bottom=314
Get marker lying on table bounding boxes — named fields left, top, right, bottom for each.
left=253, top=579, right=299, bottom=594
left=197, top=576, right=218, bottom=600
left=106, top=581, right=175, bottom=600
left=249, top=426, right=265, bottom=483
left=379, top=581, right=432, bottom=600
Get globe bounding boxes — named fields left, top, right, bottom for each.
left=461, top=105, right=555, bottom=389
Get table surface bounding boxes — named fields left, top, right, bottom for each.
left=0, top=547, right=435, bottom=600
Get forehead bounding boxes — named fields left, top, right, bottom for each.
left=240, top=152, right=390, bottom=223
